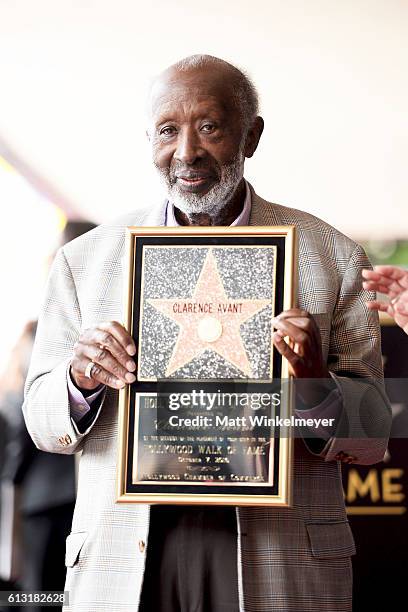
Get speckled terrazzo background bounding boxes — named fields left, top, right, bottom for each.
left=138, top=246, right=276, bottom=380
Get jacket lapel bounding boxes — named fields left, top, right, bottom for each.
left=248, top=183, right=282, bottom=227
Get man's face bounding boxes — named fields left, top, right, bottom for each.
left=148, top=67, right=247, bottom=216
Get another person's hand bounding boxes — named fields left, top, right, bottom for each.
left=70, top=321, right=137, bottom=391
left=362, top=265, right=408, bottom=334
left=272, top=309, right=331, bottom=406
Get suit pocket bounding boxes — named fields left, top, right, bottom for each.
left=306, top=521, right=356, bottom=559
left=65, top=531, right=88, bottom=567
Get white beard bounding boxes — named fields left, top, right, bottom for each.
left=155, top=151, right=245, bottom=218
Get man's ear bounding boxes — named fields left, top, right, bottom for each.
left=244, top=116, right=264, bottom=158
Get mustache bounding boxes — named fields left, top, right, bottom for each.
left=155, top=151, right=244, bottom=190
left=165, top=163, right=220, bottom=183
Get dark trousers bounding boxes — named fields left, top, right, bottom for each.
left=139, top=506, right=239, bottom=612
left=21, top=503, right=74, bottom=612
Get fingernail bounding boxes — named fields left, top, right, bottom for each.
left=125, top=372, right=136, bottom=383
left=126, top=345, right=136, bottom=356
left=126, top=360, right=136, bottom=371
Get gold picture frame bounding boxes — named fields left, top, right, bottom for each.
left=117, top=226, right=296, bottom=506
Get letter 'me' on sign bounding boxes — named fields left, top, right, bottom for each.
left=346, top=468, right=405, bottom=504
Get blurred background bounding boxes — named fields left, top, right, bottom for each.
left=0, top=1, right=407, bottom=610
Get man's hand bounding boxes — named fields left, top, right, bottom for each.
left=272, top=309, right=331, bottom=406
left=70, top=321, right=137, bottom=391
left=362, top=265, right=408, bottom=334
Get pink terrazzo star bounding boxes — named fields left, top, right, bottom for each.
left=148, top=248, right=271, bottom=377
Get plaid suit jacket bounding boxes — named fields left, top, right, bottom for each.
left=23, top=185, right=391, bottom=611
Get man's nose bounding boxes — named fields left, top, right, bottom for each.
left=174, top=128, right=204, bottom=165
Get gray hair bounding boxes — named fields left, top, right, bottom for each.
left=163, top=54, right=260, bottom=131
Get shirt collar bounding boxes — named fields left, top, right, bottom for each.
left=165, top=179, right=252, bottom=227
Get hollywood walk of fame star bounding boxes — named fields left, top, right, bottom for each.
left=147, top=248, right=271, bottom=377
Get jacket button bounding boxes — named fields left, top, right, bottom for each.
left=64, top=434, right=72, bottom=445
left=138, top=540, right=145, bottom=553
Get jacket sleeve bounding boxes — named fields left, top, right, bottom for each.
left=306, top=244, right=392, bottom=465
left=23, top=247, right=106, bottom=455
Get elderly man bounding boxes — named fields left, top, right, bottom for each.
left=23, top=55, right=391, bottom=612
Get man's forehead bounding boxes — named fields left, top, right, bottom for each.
left=152, top=94, right=229, bottom=121
left=149, top=66, right=237, bottom=117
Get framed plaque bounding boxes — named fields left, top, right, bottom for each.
left=117, top=226, right=296, bottom=506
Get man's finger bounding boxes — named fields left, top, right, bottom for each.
left=365, top=266, right=408, bottom=291
left=373, top=265, right=408, bottom=282
left=80, top=330, right=136, bottom=372
left=272, top=332, right=300, bottom=372
left=362, top=280, right=391, bottom=294
left=80, top=342, right=136, bottom=384
left=71, top=355, right=127, bottom=390
left=365, top=300, right=390, bottom=313
left=362, top=280, right=399, bottom=298
left=98, top=321, right=136, bottom=355
left=363, top=268, right=408, bottom=293
left=272, top=318, right=311, bottom=346
left=362, top=270, right=394, bottom=286
left=362, top=267, right=394, bottom=279
left=272, top=315, right=311, bottom=329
